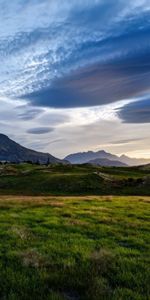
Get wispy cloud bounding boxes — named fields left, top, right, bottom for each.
left=0, top=0, right=150, bottom=107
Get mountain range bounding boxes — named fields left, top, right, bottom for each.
left=0, top=134, right=65, bottom=164
left=0, top=133, right=149, bottom=166
left=65, top=150, right=150, bottom=166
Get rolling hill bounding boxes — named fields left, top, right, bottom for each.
left=0, top=163, right=149, bottom=196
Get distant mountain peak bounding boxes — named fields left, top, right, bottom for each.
left=65, top=149, right=119, bottom=164
left=120, top=154, right=128, bottom=158
left=97, top=150, right=107, bottom=153
left=65, top=149, right=150, bottom=166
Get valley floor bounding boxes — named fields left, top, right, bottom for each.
left=0, top=196, right=149, bottom=300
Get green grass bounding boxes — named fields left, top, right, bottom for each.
left=0, top=196, right=149, bottom=300
left=0, top=163, right=149, bottom=196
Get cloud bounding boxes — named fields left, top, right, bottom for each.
left=0, top=0, right=150, bottom=108
left=23, top=53, right=150, bottom=108
left=117, top=98, right=150, bottom=123
left=27, top=127, right=54, bottom=134
left=38, top=111, right=70, bottom=126
left=0, top=96, right=149, bottom=159
left=110, top=138, right=144, bottom=145
left=16, top=105, right=44, bottom=120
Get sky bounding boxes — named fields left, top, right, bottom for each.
left=0, top=0, right=150, bottom=159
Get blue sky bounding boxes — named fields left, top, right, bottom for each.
left=0, top=0, right=150, bottom=158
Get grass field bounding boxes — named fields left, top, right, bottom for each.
left=0, top=163, right=150, bottom=196
left=0, top=195, right=149, bottom=300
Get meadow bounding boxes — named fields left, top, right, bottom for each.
left=0, top=163, right=150, bottom=196
left=0, top=195, right=149, bottom=300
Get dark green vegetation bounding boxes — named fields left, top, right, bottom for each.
left=0, top=196, right=149, bottom=300
left=0, top=163, right=150, bottom=196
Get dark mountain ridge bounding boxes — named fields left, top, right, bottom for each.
left=0, top=134, right=65, bottom=164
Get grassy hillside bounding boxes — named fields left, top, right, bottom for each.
left=0, top=195, right=149, bottom=300
left=0, top=163, right=149, bottom=196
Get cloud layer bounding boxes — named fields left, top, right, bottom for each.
left=0, top=1, right=150, bottom=158
left=0, top=0, right=150, bottom=106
